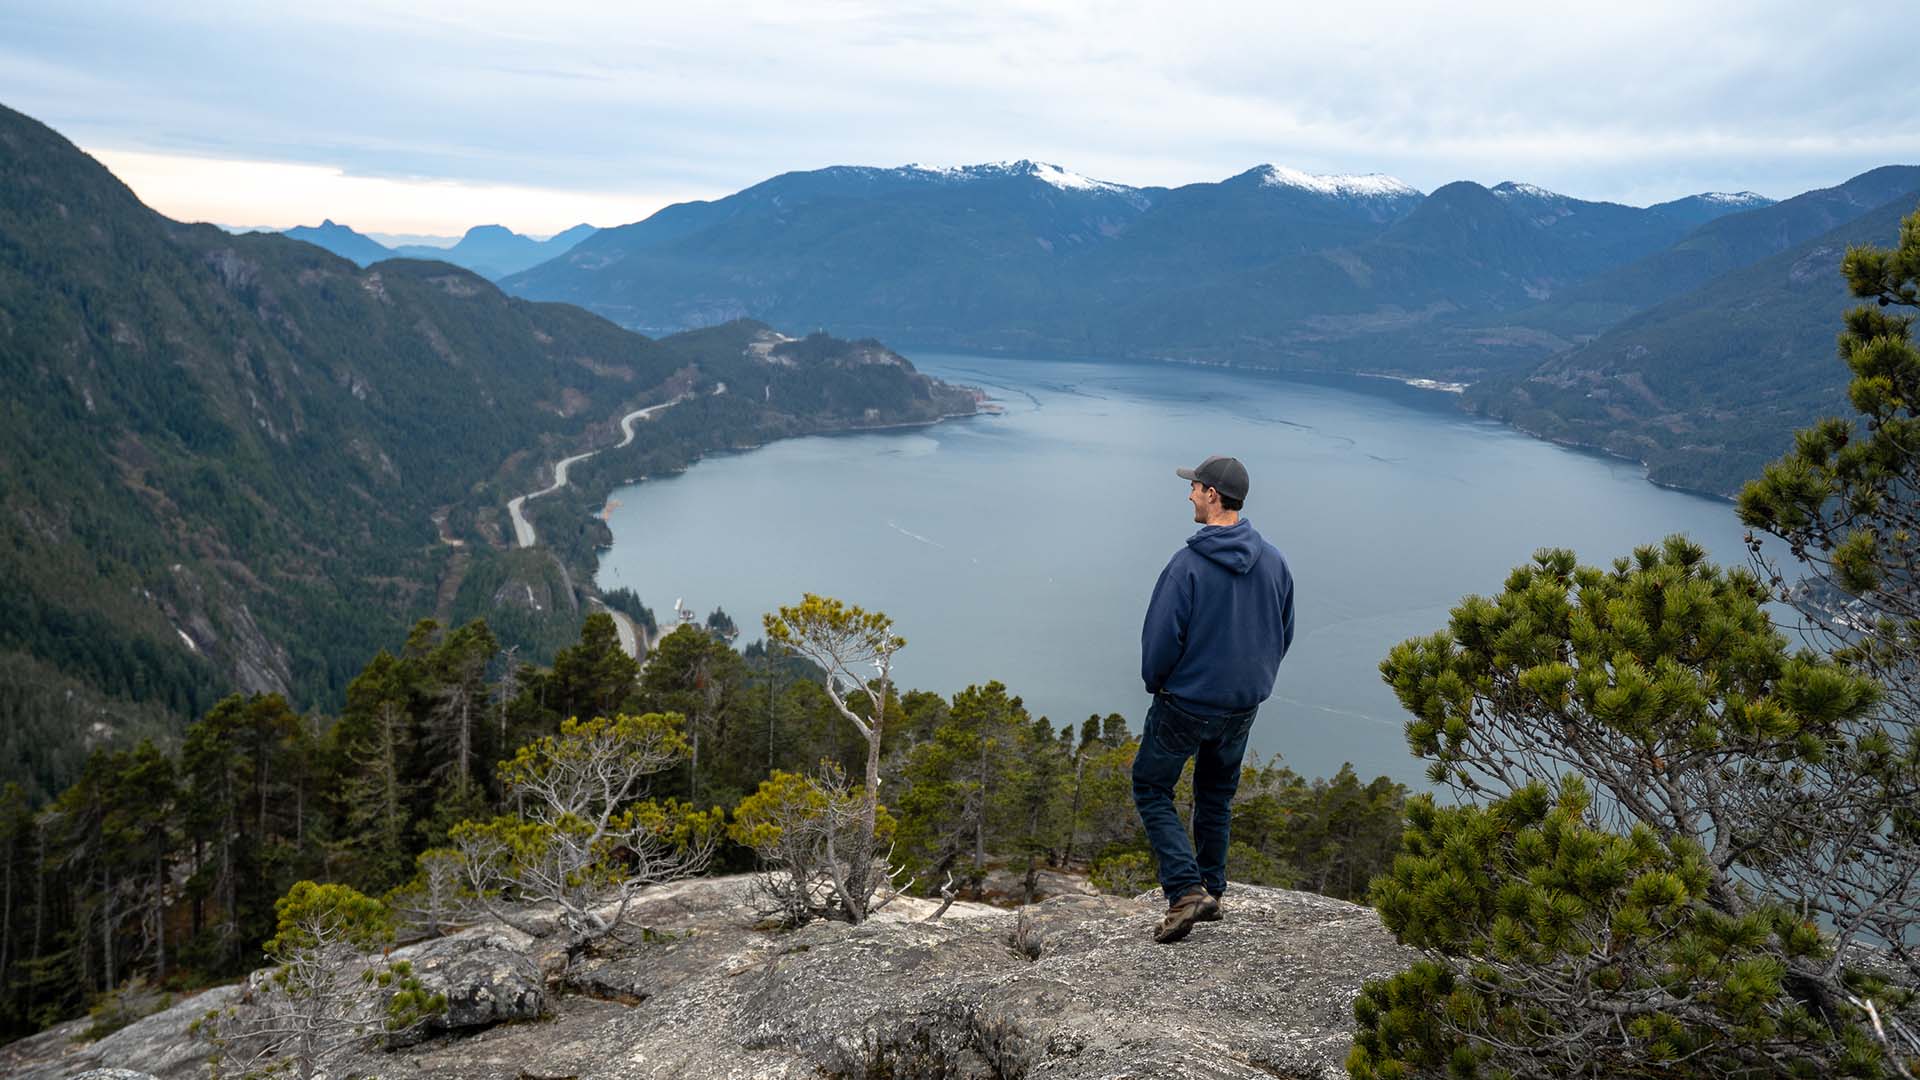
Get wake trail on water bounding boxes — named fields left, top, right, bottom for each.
left=886, top=520, right=947, bottom=549
left=933, top=367, right=1043, bottom=409
left=1038, top=380, right=1108, bottom=401
left=1240, top=411, right=1359, bottom=450
left=1271, top=694, right=1397, bottom=729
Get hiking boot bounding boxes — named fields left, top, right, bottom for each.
left=1198, top=893, right=1223, bottom=922
left=1153, top=887, right=1219, bottom=944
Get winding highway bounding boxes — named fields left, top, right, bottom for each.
left=588, top=597, right=642, bottom=657
left=507, top=397, right=685, bottom=549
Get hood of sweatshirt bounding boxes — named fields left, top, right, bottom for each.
left=1186, top=519, right=1263, bottom=575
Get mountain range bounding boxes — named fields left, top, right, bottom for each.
left=499, top=156, right=1919, bottom=495
left=288, top=155, right=1907, bottom=496
left=498, top=158, right=1768, bottom=352
left=0, top=103, right=971, bottom=798
left=280, top=220, right=597, bottom=279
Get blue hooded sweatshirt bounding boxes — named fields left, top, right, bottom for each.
left=1141, top=519, right=1295, bottom=717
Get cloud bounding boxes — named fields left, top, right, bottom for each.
left=5, top=0, right=1917, bottom=232
left=89, top=148, right=694, bottom=235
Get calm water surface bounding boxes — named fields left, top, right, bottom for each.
left=598, top=354, right=1753, bottom=787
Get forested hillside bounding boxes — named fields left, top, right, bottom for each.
left=0, top=104, right=974, bottom=801
left=1470, top=186, right=1920, bottom=494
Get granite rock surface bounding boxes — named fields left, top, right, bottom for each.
left=5, top=875, right=1414, bottom=1080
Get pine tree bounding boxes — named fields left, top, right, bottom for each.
left=639, top=623, right=748, bottom=805
left=729, top=766, right=898, bottom=926
left=1063, top=726, right=1141, bottom=869
left=896, top=682, right=1026, bottom=886
left=1350, top=538, right=1900, bottom=1079
left=548, top=613, right=641, bottom=725
left=763, top=595, right=905, bottom=923
left=1002, top=714, right=1072, bottom=901
left=450, top=713, right=719, bottom=958
left=102, top=742, right=177, bottom=988
left=331, top=653, right=421, bottom=891
left=422, top=620, right=498, bottom=798
left=193, top=881, right=444, bottom=1080
left=40, top=751, right=118, bottom=1006
left=181, top=694, right=303, bottom=973
left=0, top=783, right=31, bottom=1035
left=1737, top=206, right=1920, bottom=1072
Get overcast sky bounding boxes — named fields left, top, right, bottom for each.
left=5, top=0, right=1916, bottom=236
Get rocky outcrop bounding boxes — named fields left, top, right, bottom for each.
left=387, top=927, right=546, bottom=1046
left=3, top=984, right=244, bottom=1080
left=9, top=876, right=1414, bottom=1080
left=567, top=882, right=1412, bottom=1080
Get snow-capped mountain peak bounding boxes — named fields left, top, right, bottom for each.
left=1696, top=191, right=1769, bottom=206
left=1257, top=165, right=1421, bottom=199
left=900, top=159, right=1134, bottom=195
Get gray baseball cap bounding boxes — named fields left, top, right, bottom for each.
left=1176, top=455, right=1250, bottom=502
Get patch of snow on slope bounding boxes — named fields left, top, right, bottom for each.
left=1027, top=161, right=1122, bottom=192
left=901, top=160, right=1133, bottom=194
left=1698, top=191, right=1769, bottom=205
left=1260, top=165, right=1420, bottom=199
left=901, top=162, right=979, bottom=182
left=1490, top=181, right=1561, bottom=201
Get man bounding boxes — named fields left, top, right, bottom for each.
left=1135, top=454, right=1295, bottom=944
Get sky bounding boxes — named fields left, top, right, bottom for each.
left=4, top=0, right=1917, bottom=237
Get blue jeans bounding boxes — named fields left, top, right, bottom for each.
left=1132, top=695, right=1258, bottom=903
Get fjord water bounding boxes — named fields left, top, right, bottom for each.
left=598, top=353, right=1754, bottom=788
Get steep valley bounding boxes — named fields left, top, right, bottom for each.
left=0, top=104, right=974, bottom=799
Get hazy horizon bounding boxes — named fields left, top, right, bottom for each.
left=100, top=152, right=1912, bottom=244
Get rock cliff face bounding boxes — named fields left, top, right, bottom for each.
left=3, top=876, right=1414, bottom=1080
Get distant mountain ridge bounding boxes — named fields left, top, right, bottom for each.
left=500, top=158, right=1775, bottom=362
left=1502, top=165, right=1920, bottom=340
left=1645, top=190, right=1773, bottom=229
left=282, top=217, right=391, bottom=265
left=390, top=223, right=597, bottom=279
left=277, top=219, right=597, bottom=279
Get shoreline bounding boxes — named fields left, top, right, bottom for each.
left=1488, top=414, right=1736, bottom=505
left=904, top=344, right=1743, bottom=501
left=1350, top=371, right=1469, bottom=394
left=790, top=406, right=987, bottom=437
left=634, top=405, right=988, bottom=461
left=508, top=396, right=689, bottom=549
left=530, top=397, right=986, bottom=657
